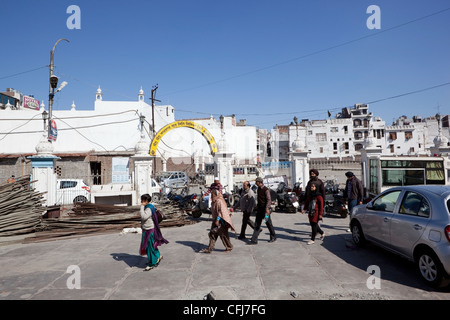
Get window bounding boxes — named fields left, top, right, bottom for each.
left=389, top=144, right=394, bottom=153
left=60, top=181, right=77, bottom=189
left=371, top=190, right=402, bottom=212
left=333, top=142, right=337, bottom=150
left=315, top=133, right=327, bottom=142
left=405, top=131, right=413, bottom=140
left=399, top=192, right=430, bottom=218
left=389, top=132, right=397, bottom=140
left=382, top=169, right=424, bottom=186
left=247, top=167, right=257, bottom=174
left=331, top=127, right=338, bottom=133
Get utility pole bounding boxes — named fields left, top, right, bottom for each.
left=150, top=84, right=161, bottom=138
left=150, top=84, right=161, bottom=174
left=48, top=38, right=69, bottom=141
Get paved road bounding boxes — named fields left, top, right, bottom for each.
left=1, top=210, right=449, bottom=300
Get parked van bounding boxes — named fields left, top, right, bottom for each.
left=160, top=171, right=188, bottom=188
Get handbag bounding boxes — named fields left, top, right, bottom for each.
left=308, top=199, right=316, bottom=217
left=156, top=209, right=166, bottom=223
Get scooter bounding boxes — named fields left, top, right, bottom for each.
left=325, top=193, right=348, bottom=218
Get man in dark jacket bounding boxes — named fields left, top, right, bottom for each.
left=343, top=171, right=364, bottom=215
left=249, top=177, right=276, bottom=244
left=304, top=169, right=326, bottom=201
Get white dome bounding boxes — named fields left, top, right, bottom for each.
left=291, top=137, right=305, bottom=152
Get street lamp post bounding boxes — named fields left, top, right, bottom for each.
left=48, top=38, right=69, bottom=141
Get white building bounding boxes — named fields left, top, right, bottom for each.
left=0, top=86, right=261, bottom=204
left=271, top=103, right=450, bottom=161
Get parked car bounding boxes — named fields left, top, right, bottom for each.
left=56, top=179, right=91, bottom=205
left=150, top=178, right=162, bottom=201
left=160, top=171, right=188, bottom=188
left=350, top=185, right=450, bottom=288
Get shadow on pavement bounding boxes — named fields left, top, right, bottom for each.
left=319, top=234, right=450, bottom=293
left=111, top=253, right=147, bottom=268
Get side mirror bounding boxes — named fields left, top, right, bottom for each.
left=366, top=202, right=373, bottom=210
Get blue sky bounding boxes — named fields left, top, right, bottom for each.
left=2, top=0, right=450, bottom=129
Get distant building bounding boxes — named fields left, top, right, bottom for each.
left=270, top=103, right=450, bottom=161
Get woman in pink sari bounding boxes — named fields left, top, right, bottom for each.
left=200, top=189, right=235, bottom=253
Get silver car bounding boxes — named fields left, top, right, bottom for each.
left=350, top=185, right=450, bottom=288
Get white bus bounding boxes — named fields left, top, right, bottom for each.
left=364, top=156, right=449, bottom=196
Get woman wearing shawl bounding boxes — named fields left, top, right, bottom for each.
left=302, top=183, right=325, bottom=245
left=200, top=189, right=236, bottom=253
left=140, top=194, right=169, bottom=271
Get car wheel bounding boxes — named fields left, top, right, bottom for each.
left=73, top=195, right=88, bottom=204
left=351, top=220, right=366, bottom=247
left=416, top=249, right=450, bottom=288
left=152, top=193, right=161, bottom=201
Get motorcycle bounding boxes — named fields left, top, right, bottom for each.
left=323, top=180, right=348, bottom=218
left=274, top=182, right=299, bottom=213
left=190, top=187, right=211, bottom=218
left=325, top=193, right=348, bottom=218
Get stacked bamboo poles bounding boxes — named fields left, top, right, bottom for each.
left=0, top=175, right=45, bottom=236
left=26, top=202, right=195, bottom=243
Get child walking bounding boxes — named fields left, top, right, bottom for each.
left=139, top=194, right=168, bottom=271
left=302, top=183, right=325, bottom=245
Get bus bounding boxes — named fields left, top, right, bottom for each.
left=364, top=156, right=449, bottom=196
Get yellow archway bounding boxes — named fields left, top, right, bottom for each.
left=149, top=120, right=218, bottom=156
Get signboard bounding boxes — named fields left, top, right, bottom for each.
left=49, top=119, right=58, bottom=141
left=112, top=157, right=131, bottom=183
left=23, top=96, right=40, bottom=110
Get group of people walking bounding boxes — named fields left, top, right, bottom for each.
left=138, top=169, right=364, bottom=270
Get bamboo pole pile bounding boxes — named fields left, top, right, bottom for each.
left=0, top=175, right=46, bottom=237
left=25, top=201, right=195, bottom=243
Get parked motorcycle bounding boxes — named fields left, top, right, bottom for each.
left=325, top=193, right=348, bottom=218
left=189, top=187, right=212, bottom=218
left=274, top=182, right=299, bottom=213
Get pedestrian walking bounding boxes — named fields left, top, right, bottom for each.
left=304, top=169, right=326, bottom=201
left=343, top=171, right=364, bottom=232
left=202, top=177, right=223, bottom=208
left=139, top=194, right=169, bottom=271
left=302, top=183, right=325, bottom=245
left=200, top=189, right=236, bottom=253
left=342, top=171, right=364, bottom=215
left=236, top=181, right=256, bottom=240
left=249, top=177, right=276, bottom=244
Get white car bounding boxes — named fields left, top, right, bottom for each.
left=56, top=179, right=91, bottom=205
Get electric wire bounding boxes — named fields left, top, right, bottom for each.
left=158, top=7, right=450, bottom=98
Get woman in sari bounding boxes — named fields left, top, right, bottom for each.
left=140, top=194, right=169, bottom=271
left=200, top=189, right=236, bottom=253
